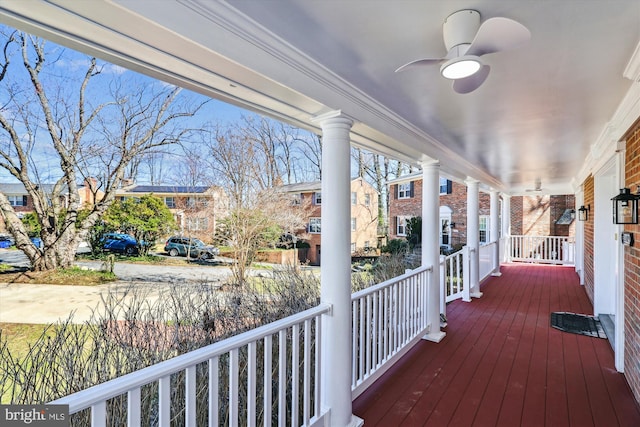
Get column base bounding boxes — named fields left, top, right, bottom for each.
left=350, top=415, right=365, bottom=427
left=470, top=291, right=484, bottom=298
left=423, top=330, right=446, bottom=343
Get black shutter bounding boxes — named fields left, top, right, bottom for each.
left=409, top=181, right=415, bottom=198
left=393, top=216, right=397, bottom=235
left=447, top=180, right=452, bottom=194
left=395, top=184, right=399, bottom=199
left=22, top=195, right=28, bottom=206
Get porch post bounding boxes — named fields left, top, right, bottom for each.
left=490, top=190, right=502, bottom=276
left=501, top=194, right=512, bottom=263
left=313, top=111, right=362, bottom=427
left=421, top=161, right=446, bottom=342
left=465, top=178, right=483, bottom=299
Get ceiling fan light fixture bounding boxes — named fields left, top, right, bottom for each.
left=440, top=55, right=482, bottom=79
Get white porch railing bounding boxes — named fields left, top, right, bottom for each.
left=509, top=235, right=575, bottom=265
left=351, top=265, right=432, bottom=398
left=50, top=304, right=331, bottom=427
left=479, top=241, right=497, bottom=282
left=440, top=249, right=465, bottom=304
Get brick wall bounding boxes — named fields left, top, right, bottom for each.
left=623, top=121, right=640, bottom=403
left=511, top=196, right=523, bottom=235
left=583, top=175, right=595, bottom=303
left=388, top=179, right=490, bottom=247
left=509, top=195, right=575, bottom=238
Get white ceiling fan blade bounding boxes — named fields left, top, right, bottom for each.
left=466, top=17, right=531, bottom=57
left=395, top=57, right=445, bottom=73
left=452, top=65, right=490, bottom=93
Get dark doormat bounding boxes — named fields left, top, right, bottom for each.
left=550, top=312, right=607, bottom=339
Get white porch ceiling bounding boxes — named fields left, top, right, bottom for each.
left=0, top=1, right=639, bottom=194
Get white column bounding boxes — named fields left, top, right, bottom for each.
left=501, top=194, right=511, bottom=263
left=313, top=111, right=362, bottom=427
left=465, top=178, right=483, bottom=299
left=490, top=190, right=502, bottom=276
left=421, top=161, right=446, bottom=342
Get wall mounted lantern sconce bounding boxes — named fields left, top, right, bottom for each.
left=578, top=205, right=590, bottom=221
left=612, top=188, right=639, bottom=224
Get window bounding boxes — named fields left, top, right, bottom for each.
left=291, top=193, right=302, bottom=205
left=351, top=192, right=357, bottom=205
left=309, top=217, right=321, bottom=233
left=314, top=192, right=322, bottom=205
left=351, top=242, right=356, bottom=253
left=351, top=217, right=357, bottom=231
left=364, top=241, right=370, bottom=249
left=364, top=193, right=371, bottom=206
left=440, top=178, right=452, bottom=195
left=186, top=217, right=208, bottom=231
left=186, top=197, right=196, bottom=208
left=8, top=195, right=26, bottom=207
left=479, top=215, right=490, bottom=244
left=398, top=182, right=413, bottom=199
left=396, top=216, right=410, bottom=236
left=165, top=197, right=176, bottom=208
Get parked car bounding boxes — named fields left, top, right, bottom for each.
left=101, top=233, right=142, bottom=255
left=164, top=236, right=219, bottom=259
left=0, top=234, right=14, bottom=248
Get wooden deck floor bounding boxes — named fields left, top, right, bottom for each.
left=353, top=264, right=640, bottom=427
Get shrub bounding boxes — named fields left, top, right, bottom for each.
left=382, top=238, right=409, bottom=254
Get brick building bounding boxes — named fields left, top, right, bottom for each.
left=388, top=174, right=491, bottom=249
left=0, top=183, right=66, bottom=232
left=115, top=183, right=229, bottom=243
left=279, top=177, right=379, bottom=265
left=389, top=174, right=576, bottom=250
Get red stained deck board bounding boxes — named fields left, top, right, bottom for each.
left=352, top=264, right=640, bottom=427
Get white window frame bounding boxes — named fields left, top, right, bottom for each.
left=479, top=215, right=490, bottom=244
left=309, top=217, right=321, bottom=233
left=398, top=183, right=411, bottom=199
left=8, top=195, right=26, bottom=207
left=314, top=192, right=322, bottom=205
left=291, top=193, right=302, bottom=205
left=350, top=242, right=356, bottom=253
left=351, top=217, right=357, bottom=231
left=364, top=193, right=371, bottom=206
left=351, top=192, right=357, bottom=205
left=439, top=178, right=450, bottom=195
left=165, top=197, right=176, bottom=208
left=397, top=215, right=410, bottom=236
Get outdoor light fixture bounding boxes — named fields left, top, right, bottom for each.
left=612, top=188, right=638, bottom=224
left=578, top=205, right=590, bottom=221
left=440, top=55, right=483, bottom=79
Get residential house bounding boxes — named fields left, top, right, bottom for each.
left=280, top=177, right=379, bottom=265
left=389, top=174, right=575, bottom=250
left=388, top=174, right=491, bottom=249
left=115, top=183, right=229, bottom=242
left=0, top=182, right=67, bottom=231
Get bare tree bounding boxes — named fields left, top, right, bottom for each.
left=0, top=32, right=206, bottom=270
left=216, top=188, right=311, bottom=286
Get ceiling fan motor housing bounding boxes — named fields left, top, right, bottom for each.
left=443, top=9, right=480, bottom=52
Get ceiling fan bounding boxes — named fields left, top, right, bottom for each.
left=395, top=9, right=531, bottom=94
left=525, top=179, right=547, bottom=193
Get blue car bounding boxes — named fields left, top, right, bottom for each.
left=101, top=233, right=142, bottom=256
